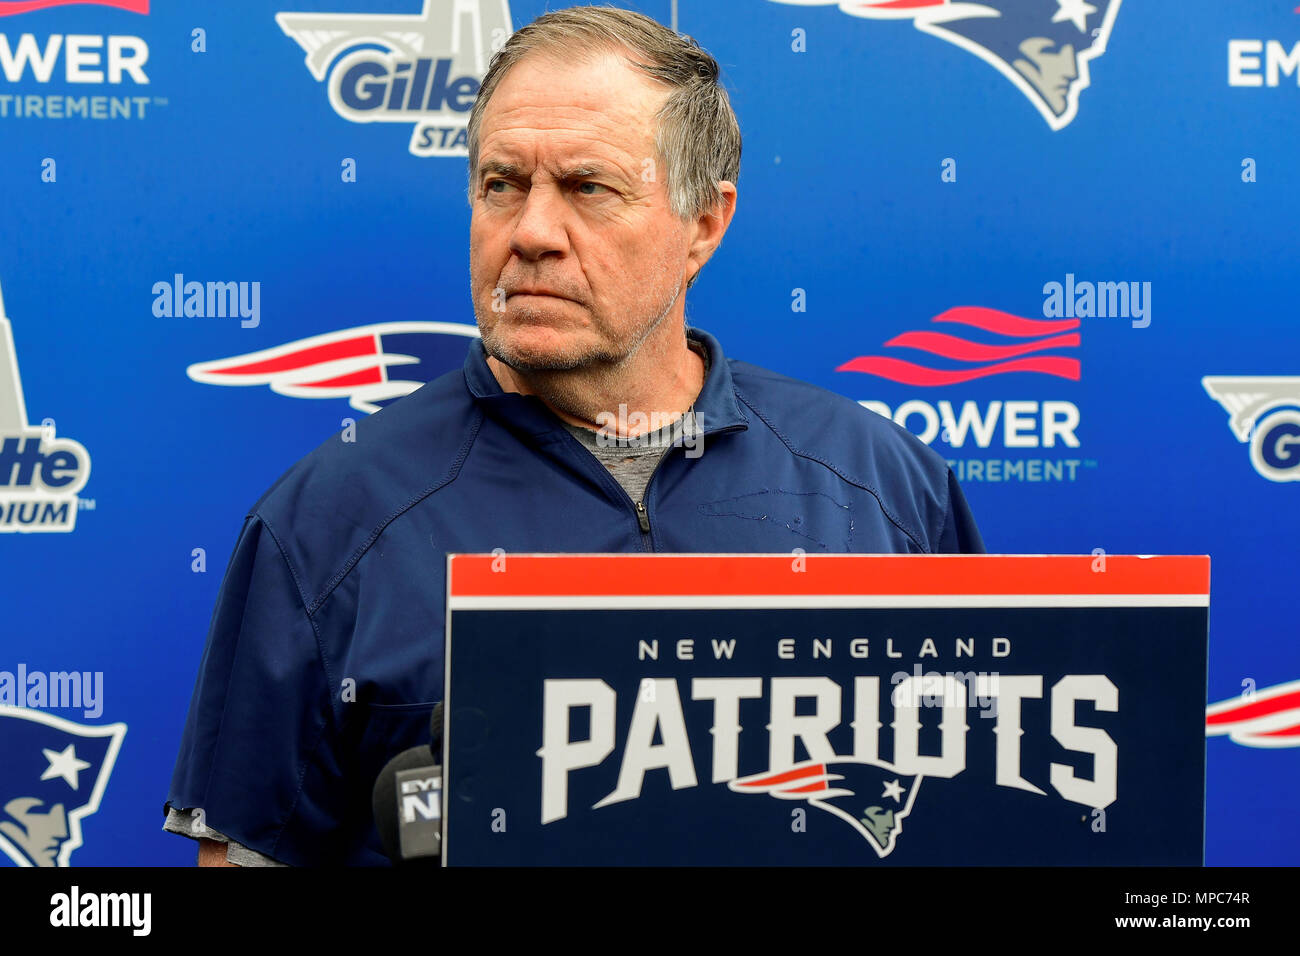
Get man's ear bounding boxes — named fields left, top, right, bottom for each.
left=685, top=181, right=738, bottom=287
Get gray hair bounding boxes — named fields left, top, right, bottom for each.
left=466, top=4, right=742, bottom=225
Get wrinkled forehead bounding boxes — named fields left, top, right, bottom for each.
left=476, top=48, right=669, bottom=172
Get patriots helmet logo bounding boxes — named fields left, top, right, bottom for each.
left=770, top=0, right=1123, bottom=130
left=188, top=321, right=479, bottom=414
left=0, top=707, right=126, bottom=867
left=1207, top=679, right=1300, bottom=748
left=730, top=758, right=923, bottom=857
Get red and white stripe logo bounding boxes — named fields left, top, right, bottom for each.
left=0, top=1, right=148, bottom=16
left=1207, top=680, right=1300, bottom=748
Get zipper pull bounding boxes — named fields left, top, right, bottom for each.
left=636, top=500, right=651, bottom=534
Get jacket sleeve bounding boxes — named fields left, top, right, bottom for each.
left=934, top=468, right=986, bottom=554
left=164, top=512, right=333, bottom=865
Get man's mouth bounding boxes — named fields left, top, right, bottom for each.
left=511, top=289, right=572, bottom=301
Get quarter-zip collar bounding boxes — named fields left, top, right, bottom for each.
left=462, top=325, right=751, bottom=438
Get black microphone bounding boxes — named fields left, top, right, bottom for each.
left=372, top=702, right=444, bottom=865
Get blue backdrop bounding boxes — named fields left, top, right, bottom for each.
left=1, top=0, right=1296, bottom=865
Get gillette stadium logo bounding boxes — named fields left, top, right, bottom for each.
left=188, top=321, right=479, bottom=414
left=276, top=0, right=513, bottom=157
left=771, top=0, right=1122, bottom=130
left=841, top=306, right=1088, bottom=483
left=1203, top=376, right=1300, bottom=482
left=0, top=706, right=126, bottom=867
left=0, top=283, right=92, bottom=532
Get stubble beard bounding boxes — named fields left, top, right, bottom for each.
left=473, top=257, right=686, bottom=423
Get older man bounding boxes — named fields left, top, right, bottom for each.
left=165, top=6, right=983, bottom=867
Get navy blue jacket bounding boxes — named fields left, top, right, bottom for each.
left=166, top=327, right=984, bottom=865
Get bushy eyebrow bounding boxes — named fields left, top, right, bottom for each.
left=477, top=160, right=629, bottom=187
left=477, top=160, right=520, bottom=182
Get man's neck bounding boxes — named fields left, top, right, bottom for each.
left=485, top=328, right=706, bottom=439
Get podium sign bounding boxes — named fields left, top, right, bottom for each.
left=442, top=554, right=1209, bottom=865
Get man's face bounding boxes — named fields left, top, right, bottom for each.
left=469, top=50, right=691, bottom=372
left=1, top=797, right=68, bottom=867
left=1014, top=38, right=1079, bottom=114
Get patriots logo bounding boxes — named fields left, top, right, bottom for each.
left=1207, top=680, right=1300, bottom=749
left=0, top=707, right=126, bottom=867
left=187, top=321, right=479, bottom=414
left=730, top=759, right=923, bottom=857
left=770, top=0, right=1123, bottom=130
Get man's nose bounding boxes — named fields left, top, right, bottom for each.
left=50, top=803, right=69, bottom=838
left=508, top=185, right=570, bottom=261
left=1062, top=44, right=1079, bottom=79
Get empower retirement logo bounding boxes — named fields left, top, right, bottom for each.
left=0, top=0, right=156, bottom=121
left=840, top=306, right=1088, bottom=485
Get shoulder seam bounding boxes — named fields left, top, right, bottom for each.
left=734, top=388, right=931, bottom=553
left=302, top=409, right=486, bottom=615
left=728, top=362, right=793, bottom=383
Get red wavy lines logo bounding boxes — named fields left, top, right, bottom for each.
left=0, top=0, right=147, bottom=14
left=837, top=307, right=1081, bottom=386
left=1207, top=680, right=1300, bottom=748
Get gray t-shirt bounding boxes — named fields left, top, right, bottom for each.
left=560, top=406, right=701, bottom=505
left=167, top=340, right=711, bottom=865
left=163, top=806, right=286, bottom=866
left=559, top=337, right=710, bottom=504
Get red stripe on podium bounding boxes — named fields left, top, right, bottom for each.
left=447, top=554, right=1209, bottom=598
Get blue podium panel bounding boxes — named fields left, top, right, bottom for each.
left=443, top=554, right=1209, bottom=865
